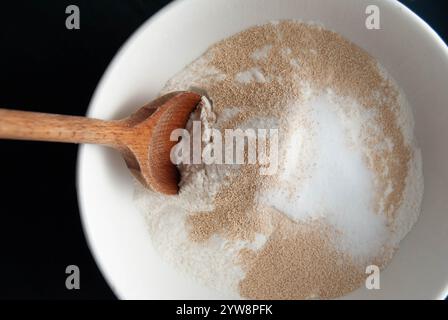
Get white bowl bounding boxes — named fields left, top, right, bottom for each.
left=77, top=0, right=448, bottom=299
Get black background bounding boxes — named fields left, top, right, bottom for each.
left=0, top=0, right=446, bottom=300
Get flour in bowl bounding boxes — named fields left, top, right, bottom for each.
left=135, top=20, right=423, bottom=299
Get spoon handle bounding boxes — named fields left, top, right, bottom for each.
left=0, top=108, right=126, bottom=147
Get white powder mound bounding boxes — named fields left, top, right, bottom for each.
left=135, top=21, right=424, bottom=298
left=235, top=68, right=267, bottom=84
left=260, top=92, right=390, bottom=259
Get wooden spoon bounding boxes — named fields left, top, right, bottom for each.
left=0, top=91, right=202, bottom=195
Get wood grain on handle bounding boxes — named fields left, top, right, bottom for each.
left=0, top=108, right=127, bottom=147
left=0, top=92, right=201, bottom=194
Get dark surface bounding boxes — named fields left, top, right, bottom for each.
left=0, top=0, right=446, bottom=300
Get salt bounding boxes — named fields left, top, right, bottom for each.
left=261, top=92, right=389, bottom=258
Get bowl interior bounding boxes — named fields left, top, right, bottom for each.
left=78, top=0, right=448, bottom=299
